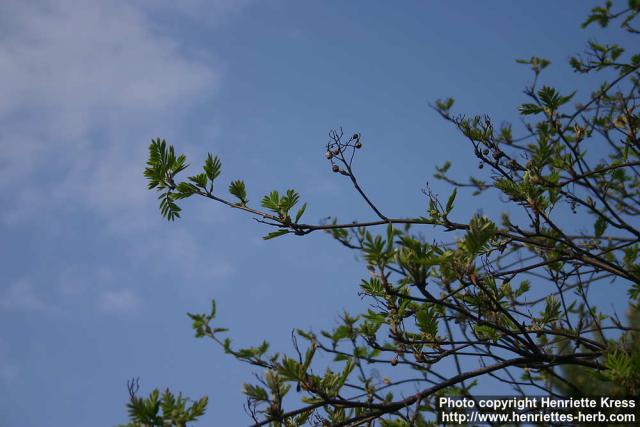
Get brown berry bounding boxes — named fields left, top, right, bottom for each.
left=325, top=151, right=333, bottom=159
left=332, top=164, right=340, bottom=173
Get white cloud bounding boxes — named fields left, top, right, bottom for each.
left=141, top=0, right=251, bottom=26
left=57, top=264, right=116, bottom=296
left=0, top=0, right=238, bottom=307
left=0, top=0, right=219, bottom=223
left=129, top=227, right=234, bottom=282
left=98, top=289, right=140, bottom=315
left=0, top=280, right=47, bottom=311
left=0, top=0, right=216, bottom=117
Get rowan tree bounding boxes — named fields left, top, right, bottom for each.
left=122, top=2, right=640, bottom=425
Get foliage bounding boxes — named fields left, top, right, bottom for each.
left=118, top=378, right=207, bottom=427
left=125, top=2, right=640, bottom=426
left=553, top=304, right=640, bottom=398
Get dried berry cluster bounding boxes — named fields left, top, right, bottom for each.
left=325, top=129, right=362, bottom=176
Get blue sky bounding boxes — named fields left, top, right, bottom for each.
left=0, top=1, right=633, bottom=426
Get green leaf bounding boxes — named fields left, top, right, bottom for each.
left=144, top=140, right=193, bottom=220
left=261, top=191, right=280, bottom=212
left=228, top=180, right=248, bottom=204
left=189, top=396, right=208, bottom=418
left=210, top=299, right=217, bottom=318
left=294, top=202, right=307, bottom=223
left=445, top=188, right=457, bottom=214
left=516, top=56, right=551, bottom=74
left=519, top=103, right=544, bottom=115
left=474, top=324, right=500, bottom=341
left=541, top=295, right=561, bottom=323
left=582, top=2, right=612, bottom=28
left=159, top=191, right=181, bottom=221
left=260, top=189, right=301, bottom=218
left=203, top=153, right=222, bottom=182
left=281, top=189, right=300, bottom=212
left=174, top=182, right=199, bottom=199
left=415, top=306, right=438, bottom=336
left=243, top=383, right=269, bottom=401
left=188, top=173, right=208, bottom=189
left=594, top=216, right=608, bottom=238
left=557, top=91, right=576, bottom=107
left=263, top=229, right=290, bottom=240
left=461, top=215, right=497, bottom=255
left=434, top=97, right=455, bottom=112
left=604, top=351, right=633, bottom=382
left=538, top=86, right=557, bottom=105
left=515, top=280, right=531, bottom=298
